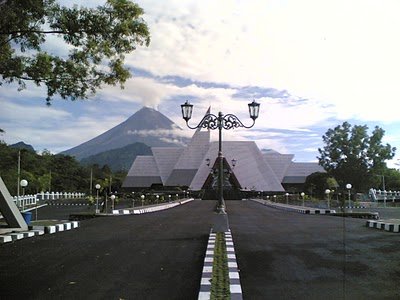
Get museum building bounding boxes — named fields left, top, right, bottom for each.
left=122, top=123, right=324, bottom=196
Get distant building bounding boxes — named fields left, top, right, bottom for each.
left=122, top=124, right=324, bottom=196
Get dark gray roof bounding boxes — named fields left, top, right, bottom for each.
left=165, top=169, right=198, bottom=187
left=122, top=176, right=162, bottom=188
left=282, top=176, right=307, bottom=184
left=174, top=129, right=210, bottom=169
left=285, top=162, right=324, bottom=176
left=263, top=150, right=294, bottom=181
left=152, top=147, right=184, bottom=184
left=126, top=156, right=160, bottom=176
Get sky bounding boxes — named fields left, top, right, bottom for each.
left=1, top=0, right=400, bottom=167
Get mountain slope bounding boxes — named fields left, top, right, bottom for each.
left=80, top=142, right=152, bottom=171
left=61, top=106, right=187, bottom=160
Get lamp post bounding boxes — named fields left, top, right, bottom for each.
left=20, top=179, right=28, bottom=211
left=141, top=194, right=145, bottom=206
left=110, top=194, right=116, bottom=211
left=346, top=183, right=352, bottom=211
left=156, top=194, right=159, bottom=203
left=325, top=189, right=331, bottom=209
left=301, top=192, right=305, bottom=207
left=95, top=184, right=101, bottom=213
left=132, top=192, right=135, bottom=208
left=285, top=192, right=289, bottom=205
left=181, top=100, right=260, bottom=214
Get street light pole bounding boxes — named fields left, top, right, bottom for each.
left=301, top=192, right=305, bottom=207
left=20, top=179, right=28, bottom=211
left=325, top=189, right=331, bottom=209
left=110, top=194, right=116, bottom=211
left=95, top=184, right=101, bottom=213
left=181, top=100, right=260, bottom=214
left=346, top=183, right=352, bottom=212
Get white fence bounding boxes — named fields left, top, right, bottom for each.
left=13, top=191, right=86, bottom=208
left=369, top=188, right=400, bottom=201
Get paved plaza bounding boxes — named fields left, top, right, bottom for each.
left=0, top=200, right=399, bottom=299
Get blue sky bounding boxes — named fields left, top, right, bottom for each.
left=1, top=0, right=400, bottom=167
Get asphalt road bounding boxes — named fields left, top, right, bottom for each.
left=0, top=200, right=216, bottom=299
left=2, top=199, right=399, bottom=299
left=227, top=200, right=400, bottom=299
left=32, top=200, right=94, bottom=220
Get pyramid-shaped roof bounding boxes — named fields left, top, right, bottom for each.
left=190, top=141, right=284, bottom=191
left=122, top=108, right=322, bottom=191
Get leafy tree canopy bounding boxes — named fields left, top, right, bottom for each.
left=304, top=172, right=337, bottom=198
left=0, top=141, right=126, bottom=195
left=318, top=121, right=396, bottom=191
left=0, top=0, right=150, bottom=104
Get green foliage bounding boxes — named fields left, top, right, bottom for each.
left=318, top=122, right=396, bottom=192
left=0, top=141, right=126, bottom=195
left=210, top=233, right=230, bottom=300
left=0, top=0, right=150, bottom=104
left=81, top=142, right=151, bottom=171
left=304, top=172, right=338, bottom=199
left=376, top=168, right=400, bottom=191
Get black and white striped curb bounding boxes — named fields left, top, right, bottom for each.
left=198, top=231, right=243, bottom=300
left=0, top=229, right=44, bottom=243
left=366, top=220, right=400, bottom=233
left=112, top=199, right=194, bottom=215
left=226, top=231, right=243, bottom=300
left=47, top=202, right=89, bottom=206
left=198, top=232, right=214, bottom=300
left=339, top=206, right=367, bottom=209
left=251, top=199, right=336, bottom=215
left=0, top=221, right=80, bottom=244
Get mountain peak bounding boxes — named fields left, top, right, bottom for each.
left=10, top=141, right=35, bottom=152
left=61, top=106, right=188, bottom=160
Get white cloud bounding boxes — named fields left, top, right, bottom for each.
left=0, top=97, right=70, bottom=126
left=131, top=0, right=400, bottom=123
left=3, top=0, right=400, bottom=163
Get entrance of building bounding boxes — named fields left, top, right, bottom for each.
left=201, top=157, right=242, bottom=200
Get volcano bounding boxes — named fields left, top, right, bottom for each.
left=61, top=107, right=187, bottom=161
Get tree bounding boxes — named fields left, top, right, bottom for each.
left=318, top=122, right=396, bottom=192
left=0, top=0, right=150, bottom=104
left=304, top=172, right=336, bottom=199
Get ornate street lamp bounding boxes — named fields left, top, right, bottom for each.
left=181, top=100, right=260, bottom=214
left=301, top=192, right=305, bottom=207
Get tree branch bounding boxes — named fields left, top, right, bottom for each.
left=0, top=30, right=68, bottom=35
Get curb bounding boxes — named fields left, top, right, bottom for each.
left=112, top=199, right=194, bottom=215
left=0, top=229, right=44, bottom=244
left=198, top=231, right=243, bottom=300
left=0, top=221, right=80, bottom=244
left=366, top=220, right=400, bottom=233
left=251, top=199, right=336, bottom=215
left=226, top=231, right=243, bottom=300
left=339, top=206, right=367, bottom=209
